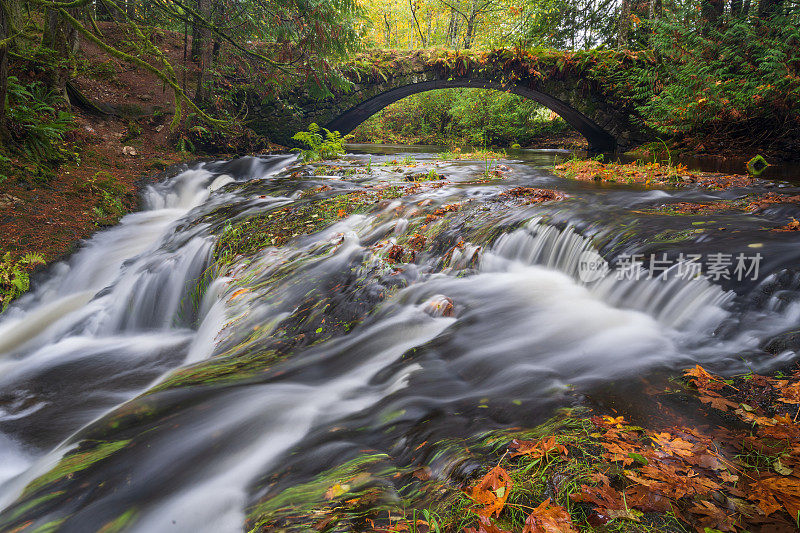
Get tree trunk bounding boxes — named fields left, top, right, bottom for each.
left=7, top=0, right=35, bottom=52
left=570, top=4, right=576, bottom=49
left=0, top=0, right=9, bottom=141
left=649, top=0, right=662, bottom=19
left=425, top=14, right=432, bottom=45
left=193, top=0, right=212, bottom=103
left=190, top=0, right=203, bottom=61
left=382, top=13, right=391, bottom=47
left=463, top=14, right=476, bottom=49
left=42, top=8, right=80, bottom=98
left=447, top=8, right=460, bottom=49
left=211, top=0, right=222, bottom=62
left=757, top=0, right=783, bottom=17
left=701, top=0, right=724, bottom=32
left=409, top=0, right=426, bottom=47
left=617, top=0, right=631, bottom=48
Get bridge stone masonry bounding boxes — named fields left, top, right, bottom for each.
left=248, top=49, right=655, bottom=153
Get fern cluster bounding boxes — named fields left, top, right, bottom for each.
left=291, top=123, right=345, bottom=162
left=631, top=13, right=800, bottom=141
left=2, top=77, right=76, bottom=180
left=0, top=252, right=45, bottom=312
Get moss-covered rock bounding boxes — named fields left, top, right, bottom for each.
left=214, top=186, right=409, bottom=266
left=22, top=440, right=131, bottom=497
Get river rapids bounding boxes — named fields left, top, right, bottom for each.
left=1, top=147, right=800, bottom=532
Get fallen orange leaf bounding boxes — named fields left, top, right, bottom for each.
left=508, top=436, right=568, bottom=459
left=522, top=498, right=579, bottom=533
left=469, top=466, right=513, bottom=518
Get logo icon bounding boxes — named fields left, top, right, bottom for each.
left=578, top=250, right=609, bottom=283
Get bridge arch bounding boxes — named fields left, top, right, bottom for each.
left=252, top=51, right=649, bottom=150
left=325, top=79, right=617, bottom=152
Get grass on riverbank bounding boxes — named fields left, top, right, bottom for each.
left=245, top=364, right=800, bottom=533
left=554, top=157, right=757, bottom=189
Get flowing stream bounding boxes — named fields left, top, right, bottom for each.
left=1, top=147, right=800, bottom=531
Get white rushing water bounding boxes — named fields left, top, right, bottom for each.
left=1, top=153, right=798, bottom=532
left=0, top=158, right=293, bottom=496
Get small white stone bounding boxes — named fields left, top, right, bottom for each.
left=122, top=146, right=138, bottom=156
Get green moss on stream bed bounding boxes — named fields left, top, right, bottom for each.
left=244, top=408, right=687, bottom=533
left=146, top=350, right=284, bottom=394
left=244, top=410, right=586, bottom=533
left=214, top=186, right=409, bottom=266
left=21, top=440, right=130, bottom=498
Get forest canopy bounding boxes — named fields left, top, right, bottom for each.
left=0, top=0, right=798, bottom=178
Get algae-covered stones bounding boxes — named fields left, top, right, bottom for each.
left=746, top=155, right=769, bottom=176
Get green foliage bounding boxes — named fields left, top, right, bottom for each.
left=81, top=172, right=127, bottom=226
left=438, top=147, right=505, bottom=161
left=121, top=120, right=142, bottom=143
left=3, top=77, right=76, bottom=178
left=81, top=170, right=126, bottom=197
left=92, top=194, right=126, bottom=226
left=176, top=136, right=195, bottom=154
left=352, top=88, right=570, bottom=147
left=514, top=0, right=618, bottom=50
left=0, top=154, right=12, bottom=183
left=292, top=123, right=345, bottom=162
left=631, top=13, right=800, bottom=141
left=0, top=252, right=46, bottom=312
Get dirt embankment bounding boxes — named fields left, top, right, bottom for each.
left=1, top=23, right=202, bottom=262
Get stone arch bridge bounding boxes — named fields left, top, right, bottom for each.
left=250, top=49, right=653, bottom=152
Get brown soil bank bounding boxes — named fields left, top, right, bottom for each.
left=0, top=22, right=201, bottom=263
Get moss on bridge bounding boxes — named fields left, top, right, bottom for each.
left=247, top=48, right=655, bottom=151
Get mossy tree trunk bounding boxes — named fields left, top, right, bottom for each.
left=193, top=0, right=211, bottom=103
left=42, top=6, right=81, bottom=98
left=617, top=0, right=631, bottom=48
left=0, top=0, right=9, bottom=141
left=7, top=0, right=35, bottom=52
left=190, top=0, right=204, bottom=61
left=701, top=0, right=724, bottom=34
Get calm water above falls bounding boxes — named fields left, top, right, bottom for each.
left=1, top=147, right=800, bottom=531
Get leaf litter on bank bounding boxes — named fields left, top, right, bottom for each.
left=441, top=364, right=800, bottom=532
left=554, top=159, right=757, bottom=189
